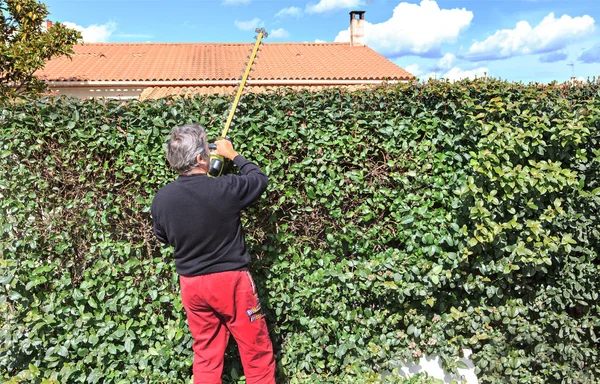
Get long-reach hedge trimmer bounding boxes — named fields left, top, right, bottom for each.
left=208, top=27, right=268, bottom=177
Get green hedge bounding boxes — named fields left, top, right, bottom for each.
left=1, top=79, right=599, bottom=383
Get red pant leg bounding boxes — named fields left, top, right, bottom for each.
left=180, top=275, right=231, bottom=384
left=205, top=271, right=276, bottom=384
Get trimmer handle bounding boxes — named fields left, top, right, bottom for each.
left=208, top=155, right=224, bottom=177
left=208, top=142, right=224, bottom=177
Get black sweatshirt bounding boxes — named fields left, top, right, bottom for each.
left=151, top=155, right=268, bottom=276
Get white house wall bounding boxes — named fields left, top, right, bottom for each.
left=50, top=86, right=144, bottom=99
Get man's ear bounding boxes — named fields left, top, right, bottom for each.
left=196, top=154, right=209, bottom=168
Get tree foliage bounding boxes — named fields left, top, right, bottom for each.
left=0, top=0, right=81, bottom=101
left=0, top=79, right=599, bottom=383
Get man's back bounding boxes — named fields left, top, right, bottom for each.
left=151, top=156, right=268, bottom=276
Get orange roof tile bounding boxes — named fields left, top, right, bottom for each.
left=37, top=42, right=414, bottom=82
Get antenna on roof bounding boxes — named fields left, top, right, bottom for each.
left=567, top=62, right=575, bottom=77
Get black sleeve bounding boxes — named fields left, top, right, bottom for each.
left=153, top=220, right=169, bottom=244
left=228, top=155, right=269, bottom=209
left=151, top=199, right=169, bottom=244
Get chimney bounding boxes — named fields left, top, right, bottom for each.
left=46, top=20, right=53, bottom=30
left=349, top=11, right=365, bottom=46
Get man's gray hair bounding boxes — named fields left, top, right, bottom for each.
left=165, top=124, right=210, bottom=174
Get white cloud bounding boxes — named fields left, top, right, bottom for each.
left=306, top=0, right=364, bottom=14
left=334, top=0, right=473, bottom=57
left=276, top=6, right=303, bottom=18
left=234, top=18, right=264, bottom=31
left=466, top=12, right=595, bottom=61
left=403, top=62, right=487, bottom=81
left=421, top=71, right=438, bottom=79
left=270, top=28, right=290, bottom=39
left=63, top=21, right=116, bottom=43
left=441, top=66, right=488, bottom=81
left=315, top=39, right=327, bottom=43
left=437, top=53, right=456, bottom=70
left=223, top=0, right=251, bottom=4
left=401, top=63, right=436, bottom=80
left=404, top=64, right=423, bottom=76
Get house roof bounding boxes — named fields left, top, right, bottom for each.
left=37, top=42, right=414, bottom=82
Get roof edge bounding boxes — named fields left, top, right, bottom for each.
left=47, top=79, right=412, bottom=87
left=76, top=42, right=354, bottom=46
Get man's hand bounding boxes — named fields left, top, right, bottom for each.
left=214, top=138, right=239, bottom=160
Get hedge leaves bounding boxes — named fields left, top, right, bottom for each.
left=1, top=79, right=599, bottom=383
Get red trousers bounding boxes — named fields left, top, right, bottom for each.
left=179, top=271, right=276, bottom=384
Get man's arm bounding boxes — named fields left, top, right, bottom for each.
left=215, top=139, right=268, bottom=209
left=151, top=199, right=169, bottom=244
left=153, top=221, right=169, bottom=244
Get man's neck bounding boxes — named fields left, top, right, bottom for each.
left=182, top=167, right=207, bottom=176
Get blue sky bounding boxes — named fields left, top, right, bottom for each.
left=43, top=0, right=599, bottom=83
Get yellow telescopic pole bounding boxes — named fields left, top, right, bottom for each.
left=220, top=27, right=267, bottom=138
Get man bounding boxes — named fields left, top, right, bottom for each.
left=151, top=124, right=276, bottom=384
